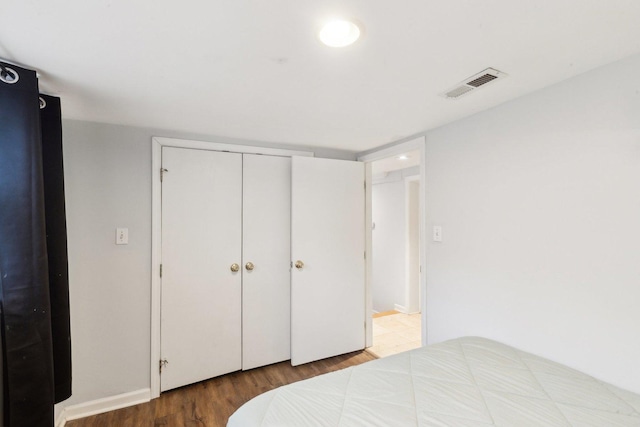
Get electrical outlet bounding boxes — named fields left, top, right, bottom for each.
left=116, top=228, right=129, bottom=245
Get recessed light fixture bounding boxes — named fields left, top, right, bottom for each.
left=319, top=19, right=361, bottom=47
left=397, top=155, right=409, bottom=160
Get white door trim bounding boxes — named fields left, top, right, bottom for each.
left=152, top=136, right=315, bottom=157
left=151, top=136, right=313, bottom=399
left=357, top=136, right=427, bottom=348
left=404, top=175, right=420, bottom=314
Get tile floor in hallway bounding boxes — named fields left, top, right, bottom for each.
left=367, top=311, right=422, bottom=358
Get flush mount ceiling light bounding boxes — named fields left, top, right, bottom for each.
left=397, top=155, right=409, bottom=160
left=319, top=19, right=361, bottom=47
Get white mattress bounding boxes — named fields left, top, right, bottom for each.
left=228, top=337, right=640, bottom=426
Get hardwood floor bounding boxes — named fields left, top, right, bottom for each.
left=66, top=350, right=377, bottom=427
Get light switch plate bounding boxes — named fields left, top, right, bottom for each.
left=116, top=228, right=129, bottom=245
left=433, top=226, right=442, bottom=242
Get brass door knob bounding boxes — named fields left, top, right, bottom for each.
left=245, top=262, right=255, bottom=271
left=295, top=260, right=304, bottom=270
left=230, top=263, right=240, bottom=273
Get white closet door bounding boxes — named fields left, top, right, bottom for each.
left=242, top=154, right=291, bottom=370
left=160, top=147, right=242, bottom=392
left=291, top=156, right=365, bottom=366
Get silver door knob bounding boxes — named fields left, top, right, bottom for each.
left=295, top=260, right=304, bottom=270
left=245, top=262, right=255, bottom=271
left=230, top=263, right=240, bottom=272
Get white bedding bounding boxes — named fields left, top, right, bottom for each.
left=228, top=337, right=640, bottom=426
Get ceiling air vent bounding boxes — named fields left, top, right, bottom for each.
left=441, top=68, right=507, bottom=100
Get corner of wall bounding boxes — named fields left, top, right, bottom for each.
left=55, top=389, right=151, bottom=426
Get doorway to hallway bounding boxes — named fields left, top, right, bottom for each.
left=368, top=150, right=421, bottom=358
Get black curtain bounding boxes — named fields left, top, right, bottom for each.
left=40, top=94, right=72, bottom=404
left=0, top=62, right=71, bottom=426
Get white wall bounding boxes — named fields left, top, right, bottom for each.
left=372, top=179, right=406, bottom=312
left=56, top=120, right=356, bottom=416
left=61, top=121, right=152, bottom=412
left=425, top=53, right=640, bottom=392
left=371, top=168, right=420, bottom=312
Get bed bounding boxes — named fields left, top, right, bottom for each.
left=228, top=336, right=640, bottom=426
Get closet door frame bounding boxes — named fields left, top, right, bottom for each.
left=150, top=136, right=313, bottom=399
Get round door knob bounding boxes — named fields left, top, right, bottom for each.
left=295, top=260, right=304, bottom=270
left=245, top=262, right=255, bottom=271
left=230, top=263, right=240, bottom=273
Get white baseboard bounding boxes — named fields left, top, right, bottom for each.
left=394, top=304, right=407, bottom=313
left=55, top=412, right=65, bottom=427
left=56, top=388, right=151, bottom=427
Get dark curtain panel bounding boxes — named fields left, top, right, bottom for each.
left=0, top=62, right=65, bottom=426
left=40, top=94, right=72, bottom=403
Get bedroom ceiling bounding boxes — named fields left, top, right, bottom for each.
left=1, top=1, right=640, bottom=152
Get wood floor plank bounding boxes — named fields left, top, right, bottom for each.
left=67, top=350, right=376, bottom=427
